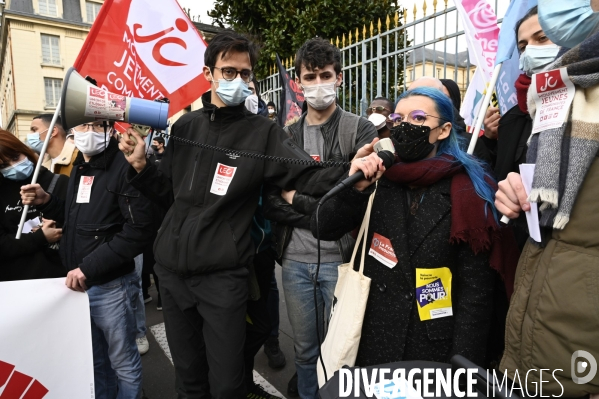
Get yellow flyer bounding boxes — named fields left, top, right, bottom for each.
left=415, top=267, right=452, bottom=321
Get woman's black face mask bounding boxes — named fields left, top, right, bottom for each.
left=391, top=122, right=436, bottom=162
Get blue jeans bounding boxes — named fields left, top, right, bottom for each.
left=282, top=259, right=339, bottom=399
left=134, top=254, right=146, bottom=339
left=88, top=271, right=143, bottom=399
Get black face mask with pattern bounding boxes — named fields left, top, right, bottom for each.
left=391, top=122, right=436, bottom=162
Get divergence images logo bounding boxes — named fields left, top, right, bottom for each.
left=126, top=0, right=204, bottom=93
left=571, top=350, right=597, bottom=385
left=0, top=360, right=48, bottom=398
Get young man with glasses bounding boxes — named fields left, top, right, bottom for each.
left=20, top=120, right=156, bottom=399
left=117, top=31, right=378, bottom=398
left=263, top=37, right=377, bottom=398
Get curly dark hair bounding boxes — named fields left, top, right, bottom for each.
left=204, top=30, right=259, bottom=71
left=294, top=37, right=341, bottom=81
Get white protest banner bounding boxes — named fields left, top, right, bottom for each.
left=0, top=278, right=94, bottom=398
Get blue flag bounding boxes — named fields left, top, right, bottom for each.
left=495, top=0, right=538, bottom=114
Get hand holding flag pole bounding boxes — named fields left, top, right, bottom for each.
left=15, top=99, right=61, bottom=239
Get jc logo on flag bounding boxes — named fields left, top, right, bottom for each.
left=125, top=0, right=204, bottom=93
left=74, top=0, right=210, bottom=117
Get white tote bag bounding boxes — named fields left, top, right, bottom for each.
left=316, top=188, right=376, bottom=387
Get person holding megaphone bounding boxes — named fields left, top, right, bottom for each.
left=117, top=30, right=383, bottom=398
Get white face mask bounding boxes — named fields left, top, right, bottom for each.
left=518, top=44, right=561, bottom=75
left=268, top=109, right=275, bottom=115
left=73, top=129, right=111, bottom=156
left=301, top=82, right=337, bottom=110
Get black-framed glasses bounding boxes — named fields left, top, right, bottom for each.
left=389, top=110, right=448, bottom=126
left=366, top=106, right=391, bottom=116
left=212, top=66, right=254, bottom=83
left=73, top=122, right=106, bottom=133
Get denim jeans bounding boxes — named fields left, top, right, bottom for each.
left=282, top=259, right=340, bottom=399
left=88, top=271, right=143, bottom=399
left=134, top=254, right=146, bottom=339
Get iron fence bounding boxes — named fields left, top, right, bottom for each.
left=259, top=0, right=505, bottom=118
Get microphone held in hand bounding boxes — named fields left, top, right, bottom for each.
left=319, top=138, right=396, bottom=205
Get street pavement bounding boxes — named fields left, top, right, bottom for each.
left=141, top=265, right=297, bottom=398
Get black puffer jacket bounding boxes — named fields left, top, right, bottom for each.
left=0, top=167, right=68, bottom=281
left=40, top=139, right=156, bottom=286
left=127, top=92, right=346, bottom=277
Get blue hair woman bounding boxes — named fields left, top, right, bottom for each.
left=312, top=87, right=519, bottom=368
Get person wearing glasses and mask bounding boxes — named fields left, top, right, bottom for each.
left=20, top=119, right=156, bottom=399
left=115, top=31, right=372, bottom=399
left=366, top=97, right=394, bottom=139
left=0, top=130, right=67, bottom=282
left=313, top=87, right=518, bottom=368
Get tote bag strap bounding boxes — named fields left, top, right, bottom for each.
left=348, top=183, right=377, bottom=276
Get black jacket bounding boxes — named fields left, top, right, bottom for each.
left=40, top=139, right=156, bottom=286
left=489, top=105, right=532, bottom=182
left=127, top=92, right=345, bottom=277
left=312, top=176, right=496, bottom=367
left=264, top=107, right=378, bottom=261
left=0, top=167, right=68, bottom=281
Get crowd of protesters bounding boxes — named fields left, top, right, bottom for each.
left=2, top=0, right=599, bottom=398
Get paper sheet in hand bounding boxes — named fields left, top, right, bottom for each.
left=519, top=164, right=541, bottom=242
left=21, top=217, right=41, bottom=234
left=0, top=278, right=94, bottom=398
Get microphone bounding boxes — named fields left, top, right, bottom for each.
left=318, top=138, right=395, bottom=205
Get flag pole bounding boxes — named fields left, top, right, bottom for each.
left=467, top=63, right=502, bottom=155
left=16, top=99, right=62, bottom=239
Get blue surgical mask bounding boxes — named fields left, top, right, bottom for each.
left=519, top=44, right=561, bottom=75
left=1, top=157, right=34, bottom=181
left=27, top=129, right=47, bottom=154
left=538, top=0, right=599, bottom=48
left=211, top=72, right=252, bottom=106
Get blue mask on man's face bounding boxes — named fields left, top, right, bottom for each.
left=27, top=129, right=47, bottom=154
left=538, top=0, right=599, bottom=48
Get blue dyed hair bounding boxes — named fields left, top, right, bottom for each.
left=397, top=87, right=498, bottom=221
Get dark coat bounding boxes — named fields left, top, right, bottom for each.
left=312, top=176, right=496, bottom=367
left=0, top=167, right=68, bottom=281
left=40, top=139, right=156, bottom=286
left=478, top=105, right=532, bottom=182
left=127, top=91, right=345, bottom=277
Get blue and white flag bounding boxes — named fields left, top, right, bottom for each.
left=494, top=0, right=538, bottom=114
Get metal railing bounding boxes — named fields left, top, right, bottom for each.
left=259, top=0, right=504, bottom=118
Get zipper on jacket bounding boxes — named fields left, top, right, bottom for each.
left=126, top=198, right=135, bottom=224
left=211, top=110, right=215, bottom=121
left=189, top=153, right=199, bottom=191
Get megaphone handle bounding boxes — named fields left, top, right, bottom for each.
left=15, top=100, right=61, bottom=239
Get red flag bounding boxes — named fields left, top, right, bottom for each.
left=74, top=0, right=210, bottom=118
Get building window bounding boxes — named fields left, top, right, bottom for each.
left=39, top=0, right=57, bottom=16
left=44, top=78, right=62, bottom=108
left=409, top=69, right=415, bottom=81
left=436, top=68, right=442, bottom=78
left=86, top=1, right=102, bottom=23
left=41, top=34, right=60, bottom=65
